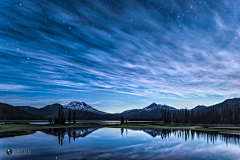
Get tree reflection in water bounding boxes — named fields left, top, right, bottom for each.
left=120, top=128, right=240, bottom=146
left=41, top=127, right=240, bottom=147
left=40, top=127, right=99, bottom=145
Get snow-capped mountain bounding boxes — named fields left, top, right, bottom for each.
left=122, top=103, right=177, bottom=118
left=63, top=101, right=107, bottom=114
left=143, top=103, right=177, bottom=111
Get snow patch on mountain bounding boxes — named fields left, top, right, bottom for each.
left=63, top=101, right=107, bottom=114
left=122, top=103, right=176, bottom=114
left=143, top=103, right=176, bottom=111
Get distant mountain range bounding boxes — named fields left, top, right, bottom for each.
left=121, top=103, right=177, bottom=118
left=1, top=98, right=240, bottom=120
left=14, top=103, right=118, bottom=120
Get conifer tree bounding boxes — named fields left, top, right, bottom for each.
left=176, top=110, right=180, bottom=123
left=172, top=112, right=176, bottom=123
left=190, top=110, right=195, bottom=124
left=196, top=110, right=200, bottom=124
left=237, top=108, right=240, bottom=124
left=167, top=110, right=170, bottom=123
left=179, top=110, right=182, bottom=124
left=49, top=117, right=52, bottom=124
left=62, top=112, right=66, bottom=124
left=73, top=110, right=76, bottom=124
left=184, top=108, right=188, bottom=123
left=68, top=108, right=71, bottom=124
left=182, top=110, right=185, bottom=123
left=58, top=106, right=61, bottom=124
left=161, top=109, right=166, bottom=123
left=234, top=107, right=237, bottom=124
left=121, top=114, right=124, bottom=124
left=161, top=109, right=164, bottom=123
left=54, top=116, right=56, bottom=124
left=60, top=105, right=63, bottom=122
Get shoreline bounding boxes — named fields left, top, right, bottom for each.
left=1, top=123, right=240, bottom=138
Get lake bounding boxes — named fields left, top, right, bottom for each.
left=0, top=121, right=159, bottom=125
left=28, top=121, right=156, bottom=125
left=1, top=127, right=240, bottom=160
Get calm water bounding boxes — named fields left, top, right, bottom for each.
left=28, top=121, right=156, bottom=125
left=1, top=128, right=240, bottom=160
left=28, top=121, right=120, bottom=125
left=0, top=121, right=158, bottom=125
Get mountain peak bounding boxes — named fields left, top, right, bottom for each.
left=63, top=101, right=107, bottom=114
left=151, top=102, right=157, bottom=105
left=69, top=101, right=82, bottom=105
left=143, top=103, right=176, bottom=111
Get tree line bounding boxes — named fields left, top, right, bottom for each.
left=161, top=106, right=240, bottom=124
left=48, top=105, right=240, bottom=125
left=121, top=106, right=240, bottom=124
left=49, top=106, right=76, bottom=124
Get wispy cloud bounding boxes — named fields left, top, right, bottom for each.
left=1, top=0, right=240, bottom=109
left=0, top=84, right=28, bottom=91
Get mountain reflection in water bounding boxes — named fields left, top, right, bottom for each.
left=40, top=127, right=240, bottom=147
left=123, top=128, right=240, bottom=146
left=40, top=127, right=99, bottom=145
left=2, top=127, right=240, bottom=160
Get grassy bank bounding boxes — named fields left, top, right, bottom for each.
left=0, top=123, right=240, bottom=138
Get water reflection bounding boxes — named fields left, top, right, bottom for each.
left=40, top=127, right=99, bottom=145
left=120, top=128, right=240, bottom=146
left=40, top=127, right=240, bottom=147
left=2, top=128, right=240, bottom=160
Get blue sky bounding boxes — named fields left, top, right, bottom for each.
left=1, top=0, right=240, bottom=113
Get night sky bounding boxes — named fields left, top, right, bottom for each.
left=1, top=0, right=240, bottom=113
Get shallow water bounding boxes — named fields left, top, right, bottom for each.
left=1, top=128, right=240, bottom=160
